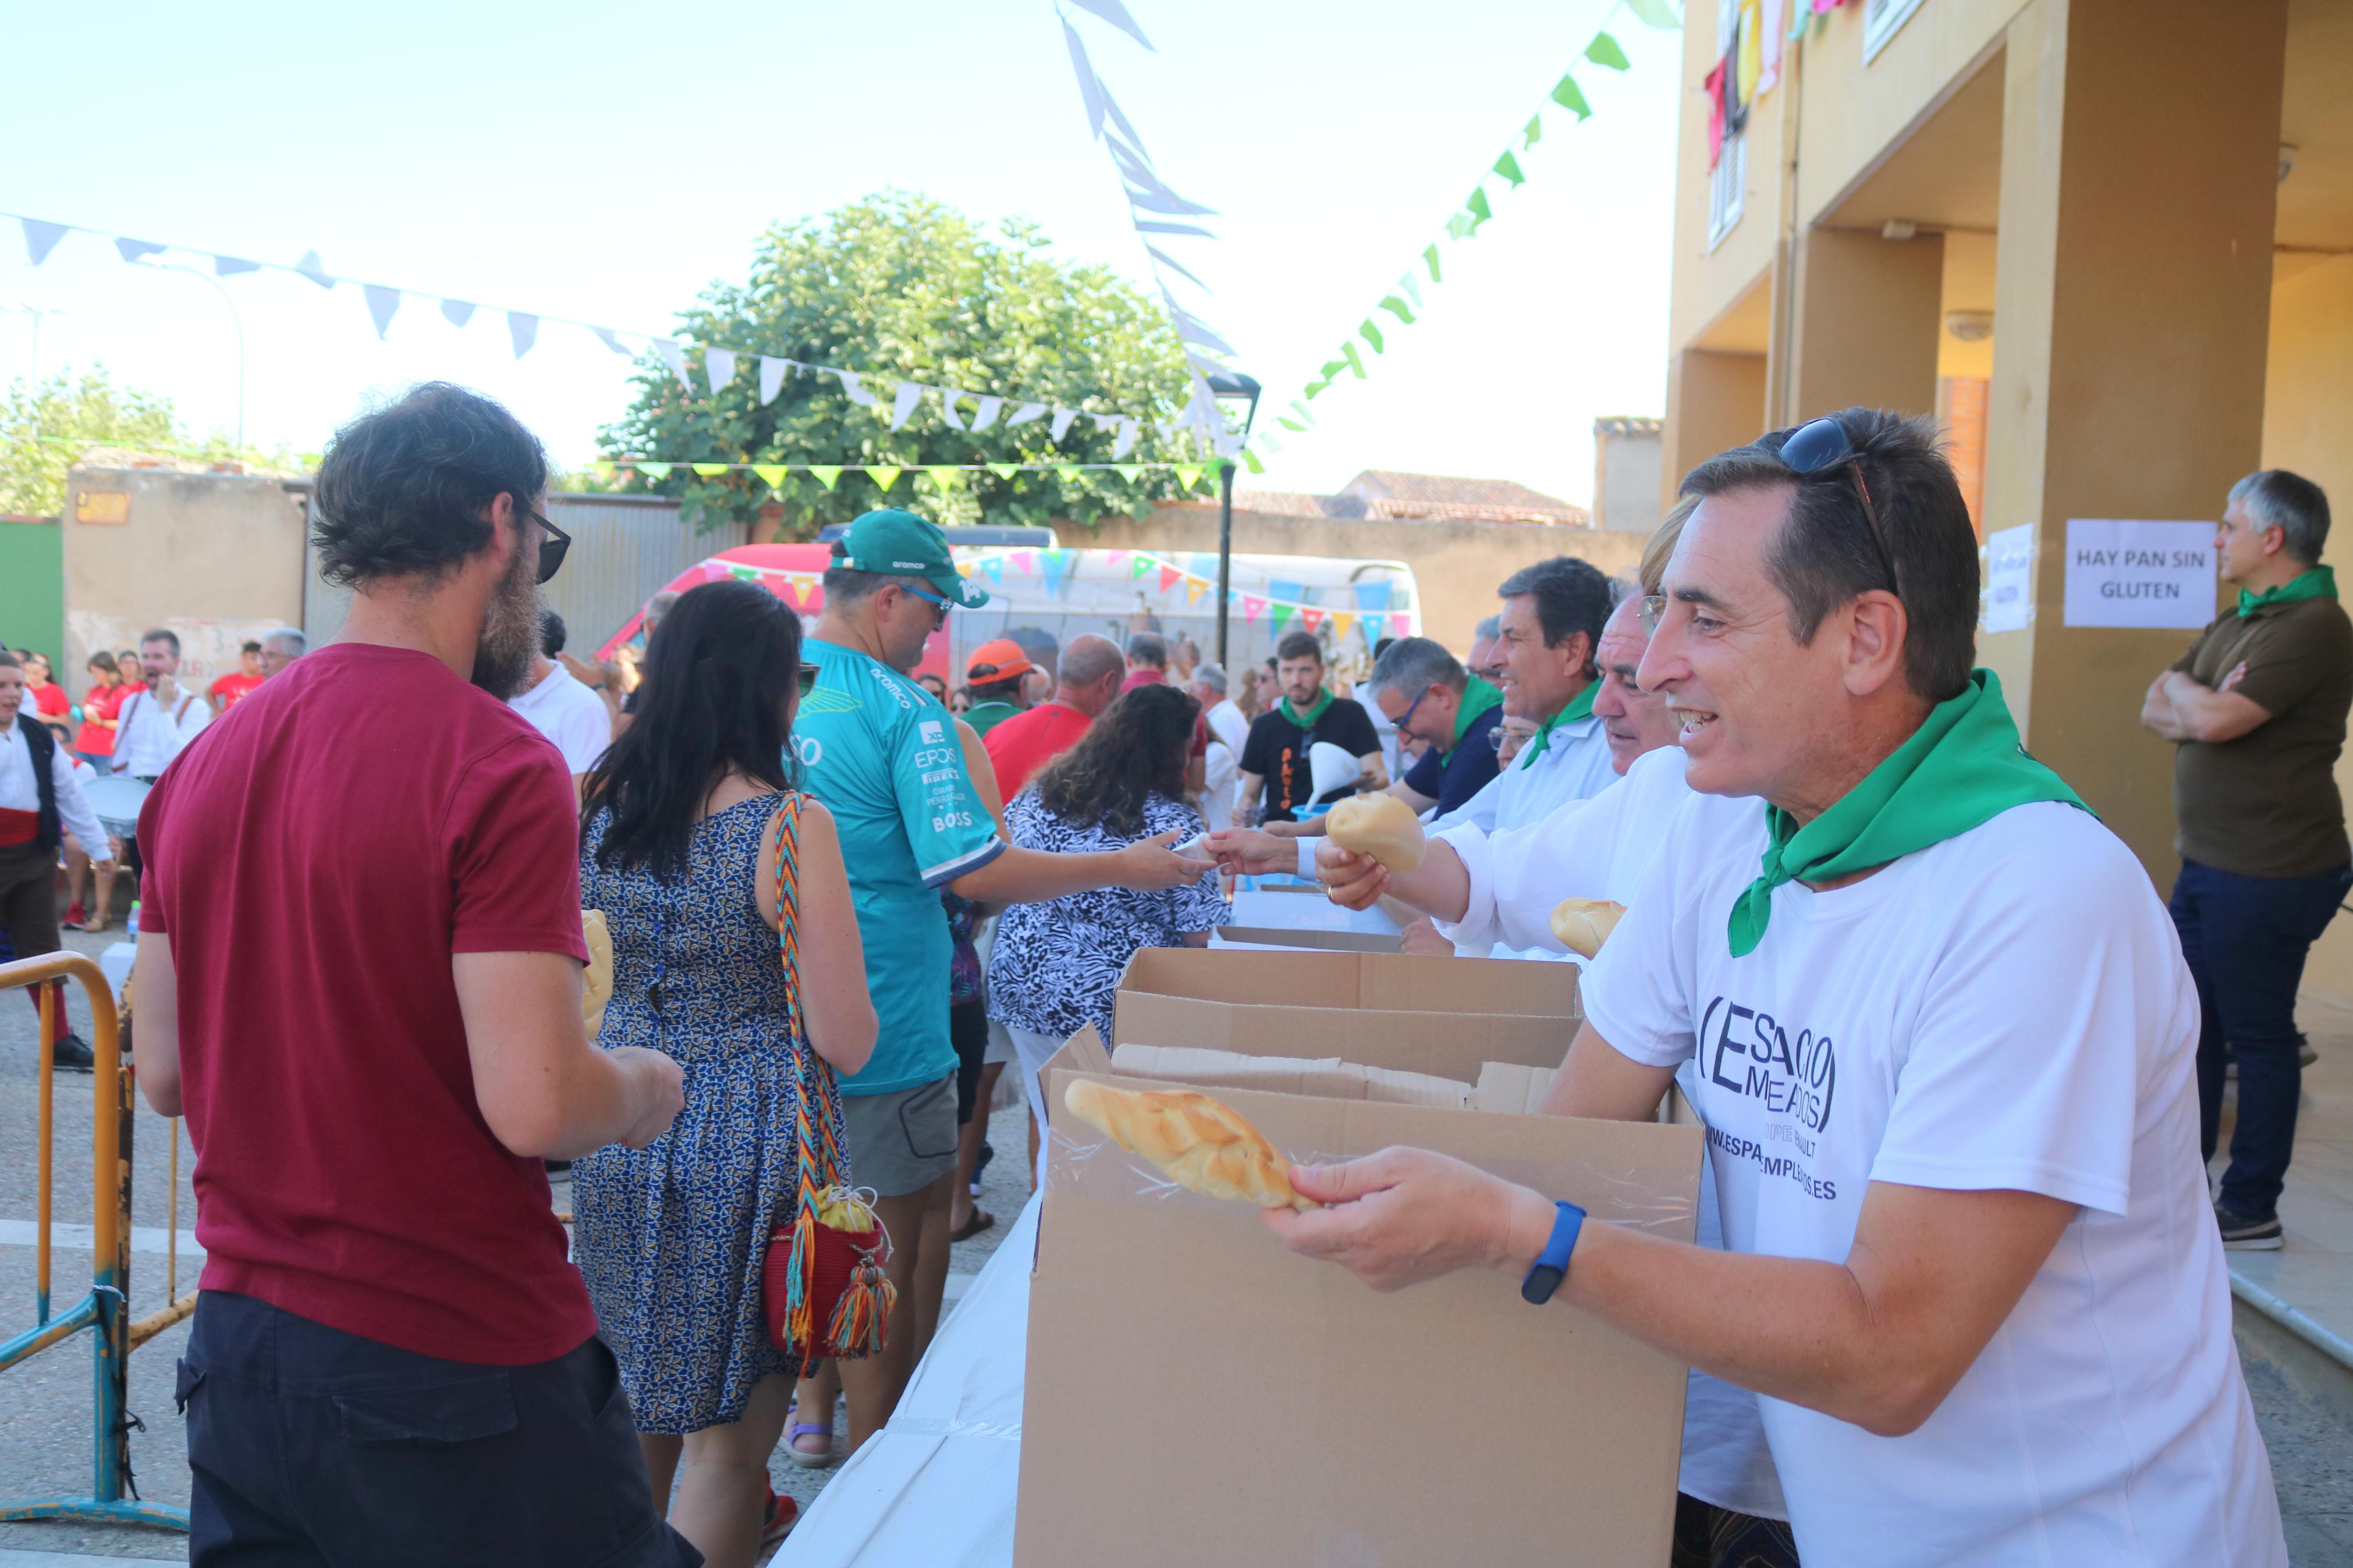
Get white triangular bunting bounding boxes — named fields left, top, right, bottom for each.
left=759, top=357, right=788, bottom=404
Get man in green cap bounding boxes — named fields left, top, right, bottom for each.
left=2141, top=468, right=2351, bottom=1251
left=1248, top=413, right=2284, bottom=1567
left=790, top=509, right=1214, bottom=1456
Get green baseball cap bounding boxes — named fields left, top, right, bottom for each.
left=832, top=509, right=991, bottom=609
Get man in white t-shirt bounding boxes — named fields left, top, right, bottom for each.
left=1191, top=661, right=1246, bottom=838
left=509, top=611, right=613, bottom=780
left=1264, top=410, right=2284, bottom=1568
left=113, top=628, right=212, bottom=782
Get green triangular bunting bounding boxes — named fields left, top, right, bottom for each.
left=925, top=465, right=959, bottom=491
left=867, top=465, right=901, bottom=492
left=986, top=462, right=1020, bottom=480
left=807, top=465, right=842, bottom=490
left=1112, top=464, right=1144, bottom=483
left=1465, top=188, right=1494, bottom=232
left=1424, top=244, right=1442, bottom=282
left=751, top=464, right=786, bottom=486
left=1551, top=73, right=1592, bottom=120
left=1586, top=31, right=1632, bottom=70
left=1241, top=449, right=1265, bottom=475
left=1493, top=151, right=1525, bottom=188
left=1524, top=113, right=1543, bottom=148
left=1359, top=319, right=1385, bottom=354
left=1625, top=0, right=1679, bottom=27
left=690, top=462, right=729, bottom=477
left=1341, top=340, right=1367, bottom=380
left=1379, top=294, right=1417, bottom=325
left=1174, top=464, right=1205, bottom=489
left=637, top=462, right=673, bottom=479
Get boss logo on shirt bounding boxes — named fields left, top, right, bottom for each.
left=1698, top=995, right=1838, bottom=1135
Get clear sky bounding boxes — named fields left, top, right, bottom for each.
left=0, top=0, right=1681, bottom=507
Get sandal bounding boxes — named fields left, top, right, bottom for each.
left=950, top=1208, right=995, bottom=1243
left=786, top=1421, right=836, bottom=1470
left=761, top=1481, right=800, bottom=1543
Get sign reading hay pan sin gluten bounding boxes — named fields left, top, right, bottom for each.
left=2061, top=518, right=2219, bottom=630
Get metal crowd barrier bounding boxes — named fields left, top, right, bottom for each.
left=0, top=951, right=189, bottom=1534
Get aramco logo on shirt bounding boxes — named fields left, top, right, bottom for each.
left=1697, top=995, right=1838, bottom=1135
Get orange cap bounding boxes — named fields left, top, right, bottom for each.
left=965, top=638, right=1038, bottom=682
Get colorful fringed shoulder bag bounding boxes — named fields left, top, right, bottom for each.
left=759, top=791, right=896, bottom=1363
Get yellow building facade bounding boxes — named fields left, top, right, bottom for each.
left=1659, top=0, right=2353, bottom=990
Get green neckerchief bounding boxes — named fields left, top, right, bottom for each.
left=1726, top=669, right=2086, bottom=958
left=1280, top=688, right=1336, bottom=730
left=1518, top=678, right=1599, bottom=771
left=1437, top=677, right=1504, bottom=763
left=2238, top=564, right=2337, bottom=619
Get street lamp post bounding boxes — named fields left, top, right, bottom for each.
left=137, top=259, right=246, bottom=450
left=1207, top=372, right=1262, bottom=667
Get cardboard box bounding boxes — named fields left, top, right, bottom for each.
left=1112, top=947, right=1581, bottom=1077
left=1018, top=1022, right=1703, bottom=1568
left=1209, top=925, right=1406, bottom=953
left=1107, top=1041, right=1472, bottom=1108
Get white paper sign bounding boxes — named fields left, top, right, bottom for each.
left=1983, top=522, right=2035, bottom=632
left=2061, top=519, right=2217, bottom=629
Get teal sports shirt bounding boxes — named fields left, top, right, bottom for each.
left=793, top=637, right=1005, bottom=1096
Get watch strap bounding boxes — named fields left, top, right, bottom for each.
left=1520, top=1199, right=1587, bottom=1305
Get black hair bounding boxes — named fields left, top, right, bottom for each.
left=580, top=581, right=800, bottom=877
left=140, top=627, right=180, bottom=656
left=311, top=382, right=550, bottom=588
left=1496, top=556, right=1612, bottom=677
left=1032, top=683, right=1198, bottom=836
left=240, top=640, right=262, bottom=655
left=1275, top=630, right=1322, bottom=663
left=1126, top=632, right=1167, bottom=667
left=540, top=610, right=567, bottom=657
left=968, top=674, right=1024, bottom=703
left=1680, top=408, right=1978, bottom=702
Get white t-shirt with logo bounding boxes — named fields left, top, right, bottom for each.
left=1582, top=796, right=2284, bottom=1567
left=1436, top=743, right=1787, bottom=1520
left=509, top=663, right=613, bottom=776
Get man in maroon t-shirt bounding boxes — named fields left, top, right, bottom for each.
left=136, top=383, right=694, bottom=1566
left=983, top=632, right=1124, bottom=798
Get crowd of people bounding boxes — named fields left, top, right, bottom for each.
left=0, top=374, right=2330, bottom=1568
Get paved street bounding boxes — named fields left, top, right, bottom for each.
left=0, top=933, right=2345, bottom=1563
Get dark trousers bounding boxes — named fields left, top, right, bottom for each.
left=179, top=1290, right=701, bottom=1568
left=2171, top=857, right=2353, bottom=1218
left=1672, top=1493, right=1801, bottom=1568
left=0, top=838, right=69, bottom=1030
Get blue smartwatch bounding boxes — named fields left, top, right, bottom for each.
left=1520, top=1200, right=1587, bottom=1305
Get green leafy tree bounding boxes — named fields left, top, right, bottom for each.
left=0, top=369, right=307, bottom=515
left=598, top=192, right=1206, bottom=535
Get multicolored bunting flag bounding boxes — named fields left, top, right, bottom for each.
left=1241, top=595, right=1266, bottom=623
left=1270, top=603, right=1294, bottom=630
left=980, top=559, right=1005, bottom=582
left=1010, top=549, right=1038, bottom=575
left=729, top=564, right=760, bottom=582
left=1184, top=577, right=1208, bottom=605
left=1331, top=611, right=1357, bottom=639
left=1107, top=549, right=1131, bottom=571
left=1298, top=607, right=1325, bottom=632
left=1130, top=553, right=1154, bottom=578
left=1159, top=564, right=1184, bottom=592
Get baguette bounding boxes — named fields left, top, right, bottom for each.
left=1062, top=1079, right=1315, bottom=1211
left=1548, top=898, right=1625, bottom=959
left=1323, top=791, right=1426, bottom=871
left=581, top=910, right=614, bottom=1039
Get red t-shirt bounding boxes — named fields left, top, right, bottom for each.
left=139, top=643, right=595, bottom=1365
left=208, top=671, right=262, bottom=712
left=74, top=683, right=121, bottom=756
left=984, top=701, right=1094, bottom=799
left=30, top=681, right=67, bottom=717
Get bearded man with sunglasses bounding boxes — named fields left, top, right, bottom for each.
left=1260, top=410, right=2285, bottom=1568
left=133, top=383, right=697, bottom=1566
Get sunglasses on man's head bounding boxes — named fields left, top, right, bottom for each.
left=1778, top=417, right=1900, bottom=602
left=527, top=509, right=570, bottom=585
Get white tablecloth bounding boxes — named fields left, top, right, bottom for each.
left=777, top=1194, right=1037, bottom=1567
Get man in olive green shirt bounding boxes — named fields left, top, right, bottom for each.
left=2141, top=467, right=2353, bottom=1250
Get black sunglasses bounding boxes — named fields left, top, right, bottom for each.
left=528, top=509, right=570, bottom=585
left=1780, top=418, right=1900, bottom=602
left=796, top=663, right=820, bottom=698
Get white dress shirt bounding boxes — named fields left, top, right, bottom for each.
left=1, top=718, right=110, bottom=852
left=112, top=685, right=211, bottom=780
left=509, top=662, right=613, bottom=774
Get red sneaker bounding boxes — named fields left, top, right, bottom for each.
left=63, top=901, right=85, bottom=929
left=761, top=1482, right=799, bottom=1545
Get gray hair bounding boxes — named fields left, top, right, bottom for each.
left=1473, top=614, right=1501, bottom=642
left=1193, top=660, right=1229, bottom=696
left=2230, top=470, right=2330, bottom=567
left=261, top=627, right=307, bottom=656
left=1369, top=635, right=1467, bottom=701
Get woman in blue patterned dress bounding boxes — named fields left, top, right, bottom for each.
left=574, top=581, right=876, bottom=1567
left=989, top=682, right=1233, bottom=1176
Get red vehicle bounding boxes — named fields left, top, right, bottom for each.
left=594, top=543, right=954, bottom=682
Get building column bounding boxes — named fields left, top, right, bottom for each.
left=1980, top=0, right=2287, bottom=885
left=1660, top=347, right=1768, bottom=506
left=1784, top=226, right=1945, bottom=426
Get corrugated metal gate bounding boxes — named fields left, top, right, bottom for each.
left=303, top=492, right=745, bottom=650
